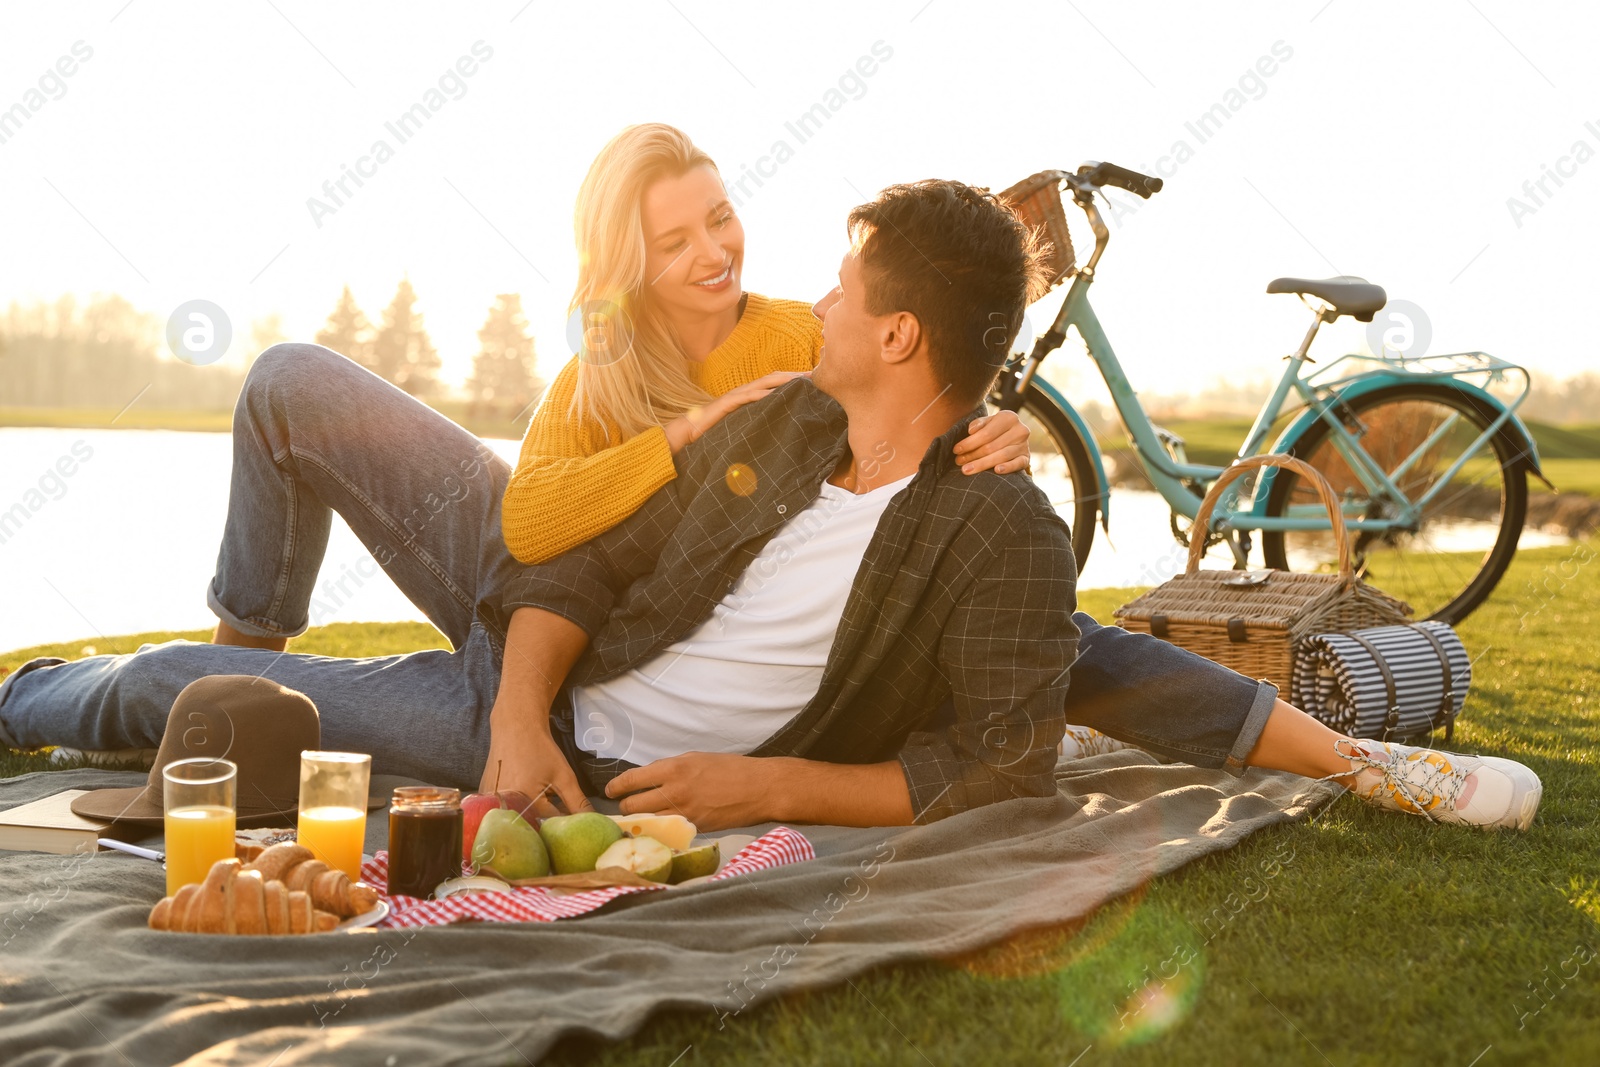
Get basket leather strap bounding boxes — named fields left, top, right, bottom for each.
left=1407, top=622, right=1457, bottom=742
left=1150, top=614, right=1169, bottom=639
left=1344, top=630, right=1400, bottom=741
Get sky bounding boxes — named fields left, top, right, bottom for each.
left=2, top=0, right=1597, bottom=401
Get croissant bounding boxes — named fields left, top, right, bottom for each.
left=148, top=859, right=339, bottom=934
left=240, top=843, right=379, bottom=919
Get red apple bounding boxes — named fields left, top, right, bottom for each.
left=461, top=789, right=542, bottom=865
left=499, top=790, right=539, bottom=822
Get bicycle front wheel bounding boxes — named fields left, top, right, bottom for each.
left=1260, top=382, right=1528, bottom=623
left=990, top=376, right=1101, bottom=569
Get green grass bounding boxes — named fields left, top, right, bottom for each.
left=1098, top=417, right=1600, bottom=497
left=1522, top=421, right=1600, bottom=461
left=4, top=547, right=1598, bottom=1065
left=1541, top=458, right=1600, bottom=498
left=1105, top=417, right=1258, bottom=467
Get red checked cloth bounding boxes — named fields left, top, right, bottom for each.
left=360, top=826, right=814, bottom=927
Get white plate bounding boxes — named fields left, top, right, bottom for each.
left=434, top=875, right=513, bottom=900
left=333, top=898, right=389, bottom=932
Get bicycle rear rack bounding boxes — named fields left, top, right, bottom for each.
left=1304, top=350, right=1532, bottom=416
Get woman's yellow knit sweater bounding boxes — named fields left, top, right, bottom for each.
left=502, top=292, right=822, bottom=564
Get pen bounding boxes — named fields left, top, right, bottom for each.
left=98, top=838, right=164, bottom=863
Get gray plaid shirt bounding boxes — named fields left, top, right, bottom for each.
left=499, top=379, right=1079, bottom=823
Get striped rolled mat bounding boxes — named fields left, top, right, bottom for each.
left=1290, top=620, right=1472, bottom=740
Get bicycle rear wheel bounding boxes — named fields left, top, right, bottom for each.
left=990, top=376, right=1101, bottom=569
left=1260, top=382, right=1528, bottom=623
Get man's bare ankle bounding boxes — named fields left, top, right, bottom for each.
left=212, top=621, right=288, bottom=652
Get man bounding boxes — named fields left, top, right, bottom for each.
left=0, top=181, right=1541, bottom=832
left=481, top=179, right=1541, bottom=831
left=486, top=179, right=1081, bottom=826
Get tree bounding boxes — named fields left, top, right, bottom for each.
left=0, top=293, right=242, bottom=409
left=250, top=313, right=287, bottom=354
left=468, top=293, right=542, bottom=417
left=244, top=313, right=288, bottom=375
left=370, top=278, right=440, bottom=398
left=314, top=286, right=375, bottom=370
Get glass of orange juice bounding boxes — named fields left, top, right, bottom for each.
left=163, top=757, right=237, bottom=897
left=296, top=751, right=371, bottom=882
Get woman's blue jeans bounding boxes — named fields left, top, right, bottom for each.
left=0, top=343, right=1275, bottom=793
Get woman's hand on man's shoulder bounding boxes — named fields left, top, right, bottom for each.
left=954, top=409, right=1032, bottom=476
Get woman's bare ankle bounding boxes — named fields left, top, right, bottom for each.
left=212, top=620, right=288, bottom=652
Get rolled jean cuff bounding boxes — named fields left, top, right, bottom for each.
left=205, top=580, right=309, bottom=640
left=1222, top=679, right=1279, bottom=776
left=0, top=657, right=69, bottom=748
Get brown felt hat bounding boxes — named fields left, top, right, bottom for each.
left=70, top=675, right=386, bottom=827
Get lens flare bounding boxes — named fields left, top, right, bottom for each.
left=566, top=298, right=635, bottom=367
left=944, top=793, right=1170, bottom=987
left=1050, top=901, right=1204, bottom=1046
left=725, top=462, right=757, bottom=496
left=1104, top=963, right=1204, bottom=1048
left=945, top=889, right=1147, bottom=982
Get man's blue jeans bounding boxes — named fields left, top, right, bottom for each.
left=0, top=343, right=1276, bottom=792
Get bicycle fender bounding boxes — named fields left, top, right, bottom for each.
left=1026, top=376, right=1113, bottom=531
left=1248, top=375, right=1545, bottom=515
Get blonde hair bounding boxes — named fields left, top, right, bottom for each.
left=568, top=123, right=720, bottom=441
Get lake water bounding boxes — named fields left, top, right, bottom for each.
left=0, top=428, right=1569, bottom=654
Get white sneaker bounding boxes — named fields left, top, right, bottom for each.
left=47, top=746, right=159, bottom=769
left=1059, top=724, right=1136, bottom=760
left=1335, top=737, right=1542, bottom=831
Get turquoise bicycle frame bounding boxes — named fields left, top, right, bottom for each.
left=1019, top=270, right=1546, bottom=538
left=1019, top=372, right=1115, bottom=531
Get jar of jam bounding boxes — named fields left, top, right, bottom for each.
left=386, top=786, right=463, bottom=899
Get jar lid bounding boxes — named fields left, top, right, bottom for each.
left=391, top=785, right=460, bottom=811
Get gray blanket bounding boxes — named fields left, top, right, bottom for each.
left=0, top=756, right=1340, bottom=1065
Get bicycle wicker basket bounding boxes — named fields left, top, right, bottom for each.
left=998, top=170, right=1076, bottom=291
left=1113, top=454, right=1413, bottom=692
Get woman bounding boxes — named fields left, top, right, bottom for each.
left=204, top=123, right=1032, bottom=654
left=498, top=123, right=1032, bottom=566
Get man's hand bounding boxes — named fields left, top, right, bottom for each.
left=604, top=752, right=915, bottom=829
left=604, top=752, right=778, bottom=831
left=481, top=698, right=594, bottom=818
left=481, top=606, right=595, bottom=817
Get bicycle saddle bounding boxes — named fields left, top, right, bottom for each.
left=1266, top=275, right=1387, bottom=321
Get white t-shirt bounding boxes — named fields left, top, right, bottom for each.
left=570, top=473, right=915, bottom=764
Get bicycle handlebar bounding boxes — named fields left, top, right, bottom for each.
left=1003, top=160, right=1163, bottom=397
left=1075, top=161, right=1163, bottom=198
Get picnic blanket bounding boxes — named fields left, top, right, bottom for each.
left=0, top=755, right=1341, bottom=1066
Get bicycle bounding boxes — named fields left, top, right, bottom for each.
left=990, top=162, right=1551, bottom=623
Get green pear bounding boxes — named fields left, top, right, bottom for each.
left=470, top=808, right=550, bottom=879
left=668, top=842, right=722, bottom=884
left=596, top=835, right=674, bottom=883
left=537, top=812, right=625, bottom=874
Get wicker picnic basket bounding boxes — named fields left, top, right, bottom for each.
left=1113, top=454, right=1413, bottom=691
left=998, top=170, right=1077, bottom=291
